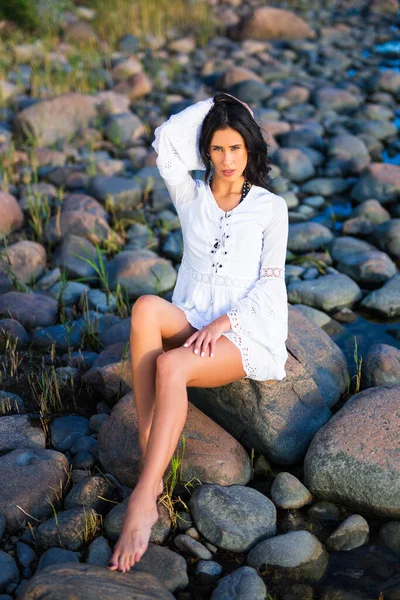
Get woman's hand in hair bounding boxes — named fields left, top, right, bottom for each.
left=223, top=93, right=254, bottom=118
left=182, top=314, right=231, bottom=358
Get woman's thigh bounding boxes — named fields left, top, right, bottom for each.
left=131, top=294, right=198, bottom=351
left=157, top=335, right=247, bottom=388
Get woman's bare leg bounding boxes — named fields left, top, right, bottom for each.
left=109, top=335, right=246, bottom=573
left=129, top=295, right=198, bottom=493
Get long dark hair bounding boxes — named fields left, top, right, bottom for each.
left=199, top=93, right=273, bottom=190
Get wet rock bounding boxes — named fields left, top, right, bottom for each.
left=0, top=449, right=69, bottom=533
left=288, top=222, right=334, bottom=252
left=360, top=343, right=400, bottom=388
left=87, top=536, right=112, bottom=566
left=0, top=415, right=45, bottom=454
left=14, top=93, right=97, bottom=147
left=351, top=163, right=400, bottom=204
left=98, top=392, right=252, bottom=487
left=304, top=384, right=400, bottom=518
left=35, top=507, right=99, bottom=551
left=36, top=548, right=79, bottom=572
left=0, top=292, right=58, bottom=330
left=325, top=514, right=369, bottom=551
left=190, top=484, right=276, bottom=552
left=229, top=7, right=316, bottom=41
left=64, top=475, right=115, bottom=513
left=0, top=319, right=30, bottom=349
left=211, top=566, right=266, bottom=600
left=17, top=563, right=175, bottom=599
left=360, top=273, right=400, bottom=318
left=287, top=274, right=362, bottom=313
left=104, top=501, right=171, bottom=545
left=106, top=249, right=176, bottom=298
left=247, top=530, right=328, bottom=582
left=0, top=192, right=23, bottom=235
left=371, top=219, right=400, bottom=261
left=0, top=551, right=19, bottom=593
left=271, top=472, right=313, bottom=509
left=173, top=534, right=212, bottom=560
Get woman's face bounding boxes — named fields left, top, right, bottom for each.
left=209, top=127, right=248, bottom=183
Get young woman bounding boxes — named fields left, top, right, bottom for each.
left=108, top=93, right=289, bottom=573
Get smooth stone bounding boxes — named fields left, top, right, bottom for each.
left=0, top=320, right=30, bottom=350
left=0, top=292, right=58, bottom=330
left=71, top=450, right=95, bottom=470
left=173, top=534, right=212, bottom=560
left=351, top=163, right=400, bottom=204
left=229, top=7, right=316, bottom=41
left=325, top=514, right=369, bottom=551
left=300, top=177, right=350, bottom=196
left=70, top=436, right=97, bottom=455
left=0, top=192, right=23, bottom=235
left=271, top=472, right=313, bottom=509
left=104, top=500, right=171, bottom=545
left=371, top=219, right=400, bottom=260
left=211, top=566, right=266, bottom=600
left=82, top=342, right=132, bottom=403
left=361, top=343, right=400, bottom=388
left=89, top=414, right=109, bottom=432
left=288, top=222, right=334, bottom=252
left=44, top=210, right=121, bottom=247
left=275, top=148, right=315, bottom=182
left=379, top=521, right=400, bottom=553
left=190, top=484, right=276, bottom=553
left=98, top=392, right=252, bottom=486
left=129, top=543, right=189, bottom=593
left=0, top=415, right=45, bottom=454
left=98, top=318, right=130, bottom=348
left=31, top=321, right=84, bottom=352
left=49, top=282, right=89, bottom=307
left=87, top=536, right=112, bottom=566
left=87, top=175, right=142, bottom=211
left=335, top=250, right=397, bottom=285
left=36, top=548, right=79, bottom=573
left=287, top=274, right=362, bottom=312
left=247, top=530, right=328, bottom=582
left=0, top=449, right=69, bottom=533
left=16, top=542, right=36, bottom=569
left=360, top=274, right=400, bottom=318
left=329, top=236, right=376, bottom=263
left=304, top=385, right=400, bottom=518
left=0, top=551, right=19, bottom=593
left=0, top=241, right=46, bottom=287
left=103, top=113, right=146, bottom=149
left=0, top=391, right=24, bottom=415
left=53, top=235, right=99, bottom=281
left=64, top=476, right=115, bottom=513
left=17, top=563, right=175, bottom=599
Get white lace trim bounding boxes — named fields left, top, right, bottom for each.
left=261, top=266, right=285, bottom=279
left=222, top=330, right=257, bottom=379
left=181, top=254, right=256, bottom=290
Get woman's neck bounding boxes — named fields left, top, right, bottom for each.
left=210, top=174, right=246, bottom=197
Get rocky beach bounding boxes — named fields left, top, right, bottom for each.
left=0, top=0, right=399, bottom=598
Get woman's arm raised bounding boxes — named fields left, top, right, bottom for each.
left=151, top=97, right=214, bottom=206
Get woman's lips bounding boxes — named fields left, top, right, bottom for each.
left=222, top=169, right=235, bottom=176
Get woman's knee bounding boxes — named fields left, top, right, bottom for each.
left=131, top=294, right=162, bottom=327
left=155, top=350, right=184, bottom=382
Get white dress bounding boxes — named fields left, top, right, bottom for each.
left=152, top=97, right=289, bottom=381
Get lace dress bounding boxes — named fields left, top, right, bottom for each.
left=151, top=97, right=289, bottom=381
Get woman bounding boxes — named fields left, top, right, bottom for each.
left=108, top=93, right=289, bottom=573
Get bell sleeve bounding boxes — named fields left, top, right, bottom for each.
left=151, top=97, right=214, bottom=206
left=226, top=195, right=289, bottom=354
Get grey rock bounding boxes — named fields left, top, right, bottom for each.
left=271, top=472, right=313, bottom=509
left=16, top=543, right=36, bottom=569
left=329, top=236, right=376, bottom=263
left=307, top=501, right=341, bottom=523
left=336, top=250, right=397, bottom=285
left=103, top=113, right=145, bottom=149
left=351, top=163, right=400, bottom=204
left=379, top=521, right=400, bottom=553
left=0, top=391, right=24, bottom=415
left=0, top=415, right=45, bottom=454
left=304, top=385, right=400, bottom=518
left=130, top=543, right=189, bottom=592
left=104, top=500, right=171, bottom=545
left=325, top=514, right=369, bottom=551
left=211, top=566, right=266, bottom=600
left=88, top=175, right=142, bottom=211
left=247, top=530, right=328, bottom=582
left=0, top=551, right=19, bottom=593
left=190, top=484, right=276, bottom=553
left=0, top=192, right=23, bottom=236
left=0, top=515, right=6, bottom=540
left=49, top=282, right=89, bottom=307
left=36, top=548, right=79, bottom=572
left=71, top=450, right=95, bottom=470
left=360, top=273, right=400, bottom=318
left=70, top=436, right=97, bottom=454
left=64, top=476, right=115, bottom=513
left=87, top=536, right=112, bottom=566
left=287, top=274, right=362, bottom=312
left=361, top=343, right=400, bottom=388
left=98, top=317, right=130, bottom=347
left=0, top=319, right=30, bottom=350
left=371, top=219, right=400, bottom=261
left=53, top=235, right=100, bottom=281
left=89, top=414, right=109, bottom=432
left=35, top=507, right=99, bottom=551
left=0, top=292, right=58, bottom=330
left=0, top=449, right=69, bottom=533
left=275, top=148, right=315, bottom=182
left=87, top=289, right=118, bottom=314
left=196, top=560, right=222, bottom=585
left=300, top=177, right=350, bottom=196
left=288, top=222, right=334, bottom=252
left=173, top=534, right=212, bottom=560
left=31, top=321, right=85, bottom=352
left=0, top=241, right=46, bottom=287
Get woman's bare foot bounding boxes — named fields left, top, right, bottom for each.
left=108, top=486, right=159, bottom=573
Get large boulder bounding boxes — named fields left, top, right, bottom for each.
left=17, top=563, right=175, bottom=600
left=97, top=392, right=252, bottom=487
left=0, top=448, right=69, bottom=533
left=229, top=7, right=316, bottom=41
left=14, top=93, right=97, bottom=147
left=304, top=385, right=400, bottom=518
